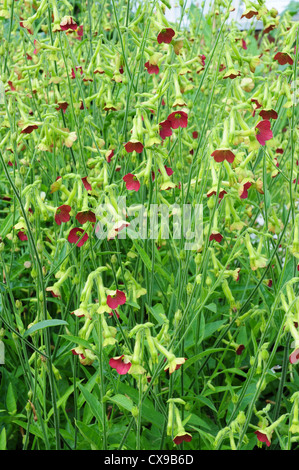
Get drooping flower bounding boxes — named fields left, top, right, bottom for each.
left=274, top=52, right=294, bottom=66
left=20, top=123, right=39, bottom=134
left=236, top=344, right=245, bottom=355
left=109, top=355, right=132, bottom=375
left=46, top=284, right=61, bottom=298
left=259, top=109, right=278, bottom=120
left=173, top=432, right=193, bottom=445
left=19, top=20, right=34, bottom=35
left=82, top=176, right=92, bottom=191
left=167, top=111, right=188, bottom=129
left=255, top=120, right=273, bottom=146
left=159, top=119, right=173, bottom=140
left=209, top=231, right=223, bottom=243
left=145, top=61, right=159, bottom=75
left=75, top=210, right=96, bottom=225
left=60, top=16, right=78, bottom=31
left=107, top=290, right=126, bottom=309
left=124, top=140, right=144, bottom=154
left=71, top=66, right=83, bottom=79
left=157, top=28, right=175, bottom=44
left=68, top=228, right=89, bottom=247
left=239, top=181, right=253, bottom=199
left=123, top=173, right=141, bottom=192
left=17, top=231, right=28, bottom=241
left=241, top=8, right=258, bottom=19
left=55, top=205, right=71, bottom=225
left=211, top=149, right=235, bottom=163
left=289, top=348, right=299, bottom=365
left=254, top=430, right=272, bottom=447
left=75, top=25, right=84, bottom=40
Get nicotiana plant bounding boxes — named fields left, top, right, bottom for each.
left=0, top=0, right=298, bottom=451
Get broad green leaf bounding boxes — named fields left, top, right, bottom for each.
left=184, top=348, right=227, bottom=370
left=77, top=383, right=103, bottom=427
left=0, top=428, right=6, bottom=450
left=75, top=420, right=101, bottom=450
left=0, top=212, right=14, bottom=239
left=109, top=394, right=134, bottom=413
left=47, top=380, right=83, bottom=421
left=11, top=420, right=44, bottom=439
left=132, top=240, right=152, bottom=272
left=23, top=319, right=68, bottom=338
left=6, top=382, right=17, bottom=415
left=146, top=303, right=165, bottom=325
left=117, top=383, right=162, bottom=426
left=59, top=334, right=92, bottom=350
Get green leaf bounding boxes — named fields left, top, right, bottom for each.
left=117, top=383, right=162, bottom=426
left=6, top=382, right=17, bottom=415
left=23, top=319, right=68, bottom=338
left=197, top=311, right=205, bottom=345
left=75, top=420, right=101, bottom=449
left=77, top=384, right=103, bottom=427
left=47, top=380, right=84, bottom=421
left=184, top=348, right=227, bottom=370
left=0, top=212, right=14, bottom=239
left=59, top=334, right=92, bottom=350
left=108, top=394, right=134, bottom=413
left=205, top=303, right=217, bottom=313
left=11, top=420, right=44, bottom=439
left=0, top=428, right=6, bottom=450
left=146, top=303, right=165, bottom=325
left=132, top=240, right=152, bottom=272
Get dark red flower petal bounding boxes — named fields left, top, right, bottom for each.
left=157, top=28, right=175, bottom=44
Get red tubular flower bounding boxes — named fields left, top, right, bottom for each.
left=159, top=120, right=173, bottom=140
left=209, top=232, right=223, bottom=243
left=173, top=433, right=192, bottom=445
left=255, top=120, right=273, bottom=146
left=68, top=228, right=89, bottom=247
left=75, top=210, right=96, bottom=225
left=82, top=176, right=92, bottom=191
left=19, top=21, right=33, bottom=35
left=254, top=431, right=271, bottom=447
left=107, top=290, right=126, bottom=309
left=17, top=231, right=28, bottom=241
left=108, top=309, right=120, bottom=319
left=241, top=39, right=247, bottom=50
left=157, top=28, right=175, bottom=44
left=274, top=52, right=293, bottom=66
left=207, top=188, right=227, bottom=200
left=71, top=66, right=83, bottom=79
left=55, top=204, right=71, bottom=225
left=241, top=9, right=258, bottom=19
left=106, top=149, right=114, bottom=163
left=60, top=16, right=78, bottom=31
left=167, top=111, right=188, bottom=129
left=124, top=140, right=144, bottom=153
left=211, top=149, right=235, bottom=163
left=145, top=61, right=159, bottom=75
left=123, top=173, right=141, bottom=191
left=192, top=131, right=198, bottom=139
left=75, top=25, right=84, bottom=40
left=21, top=124, right=38, bottom=134
left=289, top=348, right=299, bottom=365
left=259, top=109, right=278, bottom=120
left=8, top=81, right=16, bottom=91
left=240, top=182, right=252, bottom=199
left=236, top=344, right=245, bottom=355
left=109, top=355, right=131, bottom=375
left=56, top=101, right=69, bottom=113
